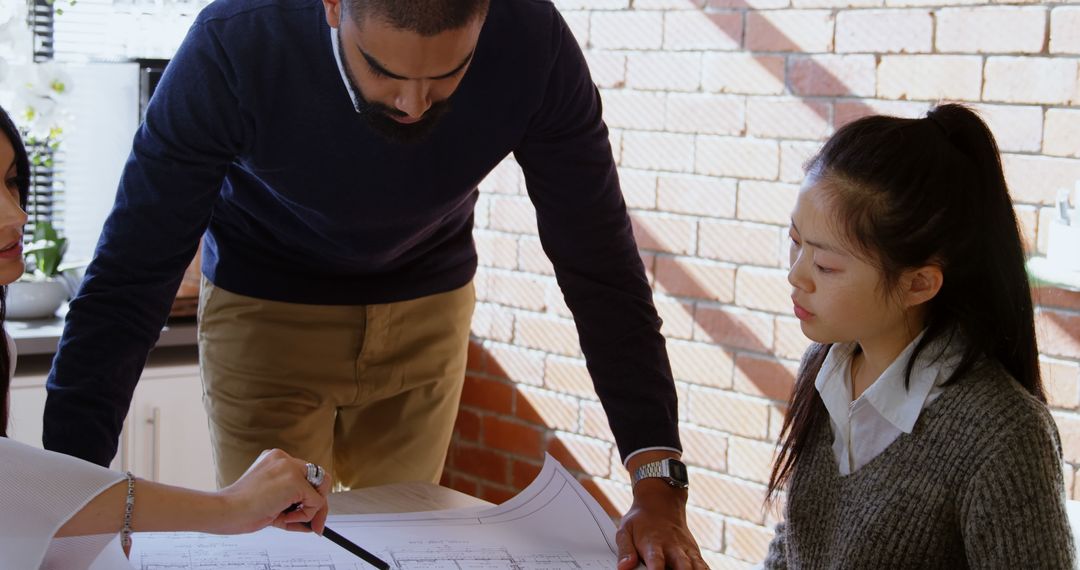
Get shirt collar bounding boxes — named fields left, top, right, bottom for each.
left=863, top=331, right=936, bottom=434
left=330, top=27, right=362, bottom=112
left=815, top=342, right=858, bottom=432
left=815, top=331, right=964, bottom=434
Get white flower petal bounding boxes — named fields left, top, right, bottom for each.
left=31, top=63, right=74, bottom=97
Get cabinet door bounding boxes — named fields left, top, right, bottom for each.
left=8, top=374, right=48, bottom=448
left=129, top=365, right=217, bottom=492
left=9, top=372, right=130, bottom=472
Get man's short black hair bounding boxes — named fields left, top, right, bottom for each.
left=346, top=0, right=490, bottom=36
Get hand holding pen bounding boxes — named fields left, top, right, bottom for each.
left=285, top=461, right=390, bottom=569
left=215, top=448, right=331, bottom=535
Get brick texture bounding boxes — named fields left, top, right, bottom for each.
left=591, top=12, right=664, bottom=50
left=746, top=10, right=835, bottom=53
left=654, top=255, right=737, bottom=303
left=665, top=11, right=743, bottom=51
left=696, top=136, right=780, bottom=180
left=738, top=181, right=799, bottom=225
left=623, top=131, right=697, bottom=172
left=789, top=55, right=876, bottom=97
left=627, top=52, right=703, bottom=92
left=703, top=53, right=786, bottom=95
left=1051, top=8, right=1080, bottom=55
left=727, top=521, right=776, bottom=563
left=936, top=7, right=1046, bottom=54
left=698, top=221, right=782, bottom=266
left=747, top=98, right=831, bottom=141
left=836, top=10, right=933, bottom=54
left=878, top=55, right=984, bottom=101
left=665, top=93, right=746, bottom=136
left=442, top=4, right=1080, bottom=565
left=983, top=58, right=1080, bottom=105
left=1044, top=109, right=1080, bottom=158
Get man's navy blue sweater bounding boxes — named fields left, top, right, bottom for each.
left=44, top=0, right=680, bottom=467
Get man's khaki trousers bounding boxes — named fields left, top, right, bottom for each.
left=197, top=278, right=474, bottom=489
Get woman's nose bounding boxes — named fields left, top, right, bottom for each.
left=0, top=191, right=28, bottom=229
left=787, top=252, right=812, bottom=293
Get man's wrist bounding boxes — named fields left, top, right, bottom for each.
left=625, top=449, right=682, bottom=473
left=625, top=450, right=690, bottom=497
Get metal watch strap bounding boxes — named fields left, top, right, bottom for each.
left=632, top=458, right=688, bottom=488
left=634, top=460, right=671, bottom=483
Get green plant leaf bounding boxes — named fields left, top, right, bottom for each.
left=24, top=222, right=66, bottom=278
left=34, top=222, right=59, bottom=243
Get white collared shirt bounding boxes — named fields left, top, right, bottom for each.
left=329, top=28, right=362, bottom=112
left=815, top=331, right=963, bottom=475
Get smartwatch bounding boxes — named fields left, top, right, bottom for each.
left=631, top=458, right=689, bottom=489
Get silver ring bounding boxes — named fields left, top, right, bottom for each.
left=305, top=462, right=325, bottom=487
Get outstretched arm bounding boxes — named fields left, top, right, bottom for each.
left=44, top=15, right=242, bottom=466
left=56, top=449, right=330, bottom=541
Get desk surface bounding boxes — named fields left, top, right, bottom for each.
left=329, top=482, right=491, bottom=515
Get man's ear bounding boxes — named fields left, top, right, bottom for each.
left=323, top=0, right=342, bottom=29
left=903, top=264, right=943, bottom=308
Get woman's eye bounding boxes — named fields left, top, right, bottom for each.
left=814, top=264, right=833, bottom=274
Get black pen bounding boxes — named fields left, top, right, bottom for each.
left=314, top=523, right=391, bottom=570
left=286, top=501, right=390, bottom=569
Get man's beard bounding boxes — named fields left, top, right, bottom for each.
left=337, top=28, right=452, bottom=144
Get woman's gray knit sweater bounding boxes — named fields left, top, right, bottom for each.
left=765, top=361, right=1075, bottom=569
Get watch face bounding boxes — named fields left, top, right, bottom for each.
left=669, top=460, right=688, bottom=483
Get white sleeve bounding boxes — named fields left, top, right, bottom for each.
left=0, top=437, right=128, bottom=569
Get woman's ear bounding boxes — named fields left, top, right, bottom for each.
left=903, top=264, right=943, bottom=308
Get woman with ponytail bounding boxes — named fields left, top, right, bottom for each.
left=763, top=104, right=1074, bottom=568
left=0, top=104, right=333, bottom=570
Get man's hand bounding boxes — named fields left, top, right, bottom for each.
left=617, top=452, right=708, bottom=570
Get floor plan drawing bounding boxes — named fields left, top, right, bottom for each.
left=129, top=455, right=620, bottom=570
left=385, top=545, right=609, bottom=570
left=138, top=548, right=342, bottom=570
left=133, top=533, right=356, bottom=570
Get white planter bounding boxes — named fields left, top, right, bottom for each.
left=6, top=279, right=69, bottom=320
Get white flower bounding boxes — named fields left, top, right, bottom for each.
left=13, top=92, right=58, bottom=137
left=29, top=62, right=74, bottom=98
left=0, top=5, right=74, bottom=139
left=6, top=63, right=74, bottom=138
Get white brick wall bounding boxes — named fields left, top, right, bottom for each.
left=452, top=3, right=1080, bottom=567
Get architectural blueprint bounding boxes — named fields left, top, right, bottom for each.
left=127, top=454, right=620, bottom=570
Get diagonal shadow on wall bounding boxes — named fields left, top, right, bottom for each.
left=442, top=0, right=941, bottom=540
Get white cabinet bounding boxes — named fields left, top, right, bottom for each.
left=121, top=356, right=217, bottom=491
left=8, top=373, right=49, bottom=450
left=8, top=347, right=216, bottom=492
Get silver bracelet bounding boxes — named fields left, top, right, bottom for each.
left=120, top=471, right=135, bottom=549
